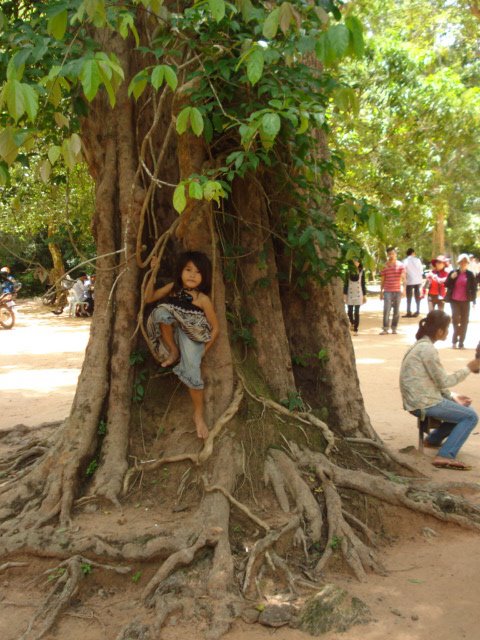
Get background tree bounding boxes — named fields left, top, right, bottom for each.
left=1, top=2, right=479, bottom=638
left=334, top=0, right=480, bottom=261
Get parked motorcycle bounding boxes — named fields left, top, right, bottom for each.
left=0, top=292, right=16, bottom=329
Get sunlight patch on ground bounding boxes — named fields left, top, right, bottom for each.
left=0, top=369, right=80, bottom=393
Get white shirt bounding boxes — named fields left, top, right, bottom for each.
left=403, top=255, right=423, bottom=286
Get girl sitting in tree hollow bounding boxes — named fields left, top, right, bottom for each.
left=145, top=251, right=219, bottom=439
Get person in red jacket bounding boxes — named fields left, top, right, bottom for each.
left=423, top=256, right=449, bottom=311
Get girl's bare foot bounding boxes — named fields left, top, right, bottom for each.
left=161, top=348, right=179, bottom=367
left=194, top=413, right=209, bottom=439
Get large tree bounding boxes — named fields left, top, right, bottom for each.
left=1, top=2, right=479, bottom=638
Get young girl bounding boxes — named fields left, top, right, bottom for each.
left=145, top=251, right=219, bottom=439
left=343, top=259, right=367, bottom=336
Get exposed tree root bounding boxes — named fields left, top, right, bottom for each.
left=314, top=472, right=385, bottom=581
left=292, top=444, right=480, bottom=531
left=122, top=381, right=244, bottom=494
left=203, top=479, right=270, bottom=531
left=345, top=436, right=423, bottom=476
left=264, top=449, right=323, bottom=541
left=242, top=516, right=300, bottom=595
left=238, top=370, right=336, bottom=453
left=0, top=560, right=28, bottom=573
left=19, top=555, right=131, bottom=640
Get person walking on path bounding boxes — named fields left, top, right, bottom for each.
left=423, top=256, right=449, bottom=311
left=402, top=247, right=424, bottom=317
left=400, top=310, right=480, bottom=470
left=445, top=253, right=477, bottom=349
left=343, top=258, right=367, bottom=336
left=379, top=247, right=406, bottom=335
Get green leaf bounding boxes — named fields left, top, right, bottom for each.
left=190, top=108, right=204, bottom=136
left=261, top=112, right=281, bottom=138
left=48, top=9, right=68, bottom=41
left=236, top=0, right=255, bottom=22
left=0, top=163, right=8, bottom=186
left=6, top=80, right=25, bottom=122
left=208, top=0, right=225, bottom=22
left=279, top=2, right=294, bottom=35
left=297, top=113, right=309, bottom=135
left=173, top=182, right=187, bottom=213
left=345, top=16, right=364, bottom=57
left=163, top=66, right=178, bottom=91
left=189, top=181, right=203, bottom=199
left=48, top=145, right=61, bottom=166
left=327, top=24, right=350, bottom=60
left=80, top=60, right=101, bottom=102
left=203, top=181, right=226, bottom=204
left=70, top=133, right=82, bottom=156
left=54, top=112, right=70, bottom=128
left=151, top=65, right=165, bottom=90
left=247, top=49, right=264, bottom=86
left=262, top=7, right=280, bottom=39
left=0, top=128, right=18, bottom=165
left=21, top=84, right=39, bottom=122
left=127, top=70, right=148, bottom=100
left=39, top=159, right=51, bottom=184
left=61, top=137, right=76, bottom=169
left=176, top=107, right=191, bottom=134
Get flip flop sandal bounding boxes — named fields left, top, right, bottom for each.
left=432, top=461, right=472, bottom=471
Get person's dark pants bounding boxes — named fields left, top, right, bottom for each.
left=347, top=305, right=360, bottom=331
left=450, top=300, right=470, bottom=346
left=406, top=284, right=421, bottom=314
left=428, top=295, right=444, bottom=312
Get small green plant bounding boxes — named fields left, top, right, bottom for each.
left=133, top=370, right=147, bottom=403
left=81, top=562, right=93, bottom=575
left=280, top=391, right=305, bottom=412
left=292, top=349, right=329, bottom=367
left=85, top=459, right=98, bottom=477
left=129, top=350, right=146, bottom=366
left=329, top=535, right=343, bottom=550
left=48, top=567, right=66, bottom=581
left=97, top=420, right=107, bottom=436
left=131, top=571, right=142, bottom=583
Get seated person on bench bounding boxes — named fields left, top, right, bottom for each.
left=399, top=310, right=480, bottom=470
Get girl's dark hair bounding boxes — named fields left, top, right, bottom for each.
left=416, top=310, right=450, bottom=341
left=174, top=251, right=212, bottom=294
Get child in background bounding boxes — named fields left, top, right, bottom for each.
left=343, top=258, right=367, bottom=336
left=145, top=252, right=219, bottom=439
left=423, top=256, right=449, bottom=311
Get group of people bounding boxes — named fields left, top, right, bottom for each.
left=343, top=248, right=480, bottom=471
left=344, top=247, right=479, bottom=347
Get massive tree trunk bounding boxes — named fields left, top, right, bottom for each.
left=1, top=12, right=479, bottom=640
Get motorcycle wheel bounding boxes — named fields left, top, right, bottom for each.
left=0, top=305, right=15, bottom=329
left=51, top=306, right=65, bottom=315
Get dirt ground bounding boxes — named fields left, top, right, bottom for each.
left=1, top=296, right=480, bottom=639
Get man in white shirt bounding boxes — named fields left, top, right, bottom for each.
left=403, top=248, right=424, bottom=317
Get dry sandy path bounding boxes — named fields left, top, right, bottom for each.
left=1, top=296, right=480, bottom=639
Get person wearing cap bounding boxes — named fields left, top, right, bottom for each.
left=423, top=256, right=449, bottom=311
left=402, top=248, right=424, bottom=317
left=445, top=253, right=477, bottom=349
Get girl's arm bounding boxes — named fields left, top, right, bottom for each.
left=201, top=296, right=219, bottom=352
left=145, top=281, right=174, bottom=304
left=144, top=256, right=174, bottom=304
